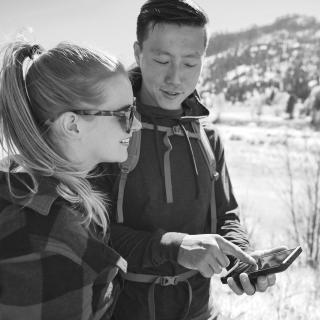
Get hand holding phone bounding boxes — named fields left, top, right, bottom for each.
left=221, top=246, right=302, bottom=288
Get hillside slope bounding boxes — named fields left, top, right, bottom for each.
left=200, top=15, right=320, bottom=102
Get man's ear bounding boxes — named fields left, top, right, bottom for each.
left=133, top=41, right=142, bottom=67
left=57, top=112, right=80, bottom=137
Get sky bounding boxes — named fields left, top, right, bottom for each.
left=1, top=0, right=320, bottom=66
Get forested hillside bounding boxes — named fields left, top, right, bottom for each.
left=200, top=15, right=320, bottom=102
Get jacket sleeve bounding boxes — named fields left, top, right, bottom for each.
left=110, top=223, right=186, bottom=271
left=206, top=128, right=251, bottom=252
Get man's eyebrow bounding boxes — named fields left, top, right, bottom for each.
left=151, top=49, right=170, bottom=56
left=151, top=49, right=201, bottom=58
left=183, top=53, right=201, bottom=58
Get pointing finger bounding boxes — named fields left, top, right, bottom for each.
left=217, top=237, right=256, bottom=266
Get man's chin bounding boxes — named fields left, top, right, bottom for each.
left=158, top=97, right=184, bottom=110
left=158, top=103, right=182, bottom=110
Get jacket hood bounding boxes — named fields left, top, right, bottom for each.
left=128, top=66, right=210, bottom=120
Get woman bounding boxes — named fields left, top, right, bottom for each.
left=0, top=41, right=141, bottom=319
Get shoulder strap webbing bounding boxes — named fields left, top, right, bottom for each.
left=116, top=118, right=219, bottom=233
left=117, top=113, right=141, bottom=223
left=141, top=122, right=199, bottom=204
left=141, top=122, right=199, bottom=138
left=116, top=121, right=198, bottom=221
left=191, top=121, right=219, bottom=233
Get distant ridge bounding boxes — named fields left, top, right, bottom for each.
left=201, top=15, right=320, bottom=101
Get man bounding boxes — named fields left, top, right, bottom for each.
left=109, top=1, right=280, bottom=319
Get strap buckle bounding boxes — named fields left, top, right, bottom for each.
left=172, top=126, right=182, bottom=135
left=159, top=276, right=178, bottom=286
left=120, top=166, right=130, bottom=174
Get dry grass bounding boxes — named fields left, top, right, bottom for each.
left=211, top=266, right=320, bottom=320
left=211, top=120, right=320, bottom=319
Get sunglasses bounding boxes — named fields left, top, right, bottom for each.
left=73, top=99, right=136, bottom=133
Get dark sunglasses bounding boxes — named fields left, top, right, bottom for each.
left=73, top=99, right=136, bottom=133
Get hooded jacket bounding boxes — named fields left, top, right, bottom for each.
left=109, top=68, right=250, bottom=320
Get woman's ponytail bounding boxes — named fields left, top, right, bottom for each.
left=0, top=41, right=127, bottom=237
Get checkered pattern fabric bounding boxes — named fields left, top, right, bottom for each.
left=0, top=171, right=127, bottom=320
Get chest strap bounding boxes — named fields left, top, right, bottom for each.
left=142, top=122, right=200, bottom=138
left=123, top=269, right=198, bottom=320
left=142, top=122, right=200, bottom=204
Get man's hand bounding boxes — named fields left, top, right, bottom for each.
left=177, top=234, right=256, bottom=278
left=227, top=246, right=288, bottom=295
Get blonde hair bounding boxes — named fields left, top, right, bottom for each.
left=0, top=41, right=127, bottom=236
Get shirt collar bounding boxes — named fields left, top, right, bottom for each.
left=0, top=171, right=60, bottom=216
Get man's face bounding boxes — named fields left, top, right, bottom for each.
left=134, top=23, right=206, bottom=110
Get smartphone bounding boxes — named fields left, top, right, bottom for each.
left=221, top=246, right=302, bottom=286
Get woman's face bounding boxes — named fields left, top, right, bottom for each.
left=80, top=74, right=141, bottom=167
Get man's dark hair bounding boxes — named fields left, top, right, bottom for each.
left=137, top=0, right=209, bottom=47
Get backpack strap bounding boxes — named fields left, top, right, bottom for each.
left=163, top=131, right=173, bottom=203
left=141, top=122, right=199, bottom=204
left=191, top=121, right=219, bottom=233
left=116, top=113, right=142, bottom=223
left=142, top=122, right=199, bottom=138
left=122, top=270, right=198, bottom=320
left=117, top=118, right=219, bottom=234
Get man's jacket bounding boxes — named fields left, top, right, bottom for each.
left=108, top=68, right=250, bottom=320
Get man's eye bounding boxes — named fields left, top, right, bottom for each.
left=154, top=59, right=169, bottom=65
left=185, top=63, right=197, bottom=68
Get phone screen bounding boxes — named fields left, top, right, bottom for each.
left=255, top=248, right=295, bottom=271
left=220, top=246, right=302, bottom=285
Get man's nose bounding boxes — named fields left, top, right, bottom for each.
left=165, top=64, right=182, bottom=85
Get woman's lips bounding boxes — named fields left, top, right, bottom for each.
left=120, top=137, right=131, bottom=146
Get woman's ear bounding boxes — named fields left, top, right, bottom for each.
left=56, top=112, right=80, bottom=137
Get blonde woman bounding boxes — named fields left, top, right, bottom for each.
left=0, top=41, right=140, bottom=319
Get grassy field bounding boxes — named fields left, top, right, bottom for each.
left=208, top=108, right=320, bottom=319
left=211, top=265, right=320, bottom=320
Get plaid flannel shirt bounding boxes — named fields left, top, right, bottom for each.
left=0, top=171, right=127, bottom=320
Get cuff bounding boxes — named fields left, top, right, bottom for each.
left=159, top=232, right=187, bottom=262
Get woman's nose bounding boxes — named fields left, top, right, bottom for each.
left=131, top=114, right=142, bottom=132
